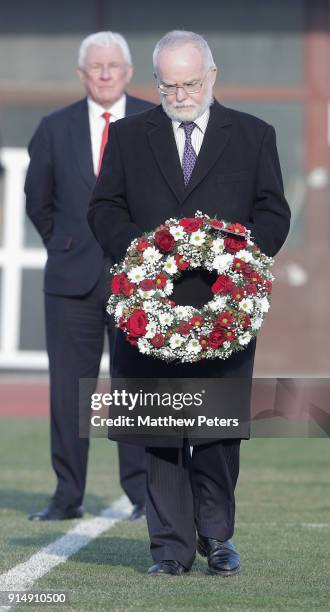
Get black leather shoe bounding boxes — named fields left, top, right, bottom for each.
left=197, top=536, right=240, bottom=576
left=129, top=504, right=146, bottom=521
left=148, top=560, right=188, bottom=576
left=28, top=502, right=83, bottom=521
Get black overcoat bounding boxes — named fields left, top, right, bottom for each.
left=88, top=101, right=291, bottom=446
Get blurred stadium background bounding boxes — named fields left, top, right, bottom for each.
left=0, top=2, right=329, bottom=608
left=0, top=0, right=329, bottom=381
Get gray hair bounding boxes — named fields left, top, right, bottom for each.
left=78, top=31, right=132, bottom=68
left=153, top=30, right=215, bottom=73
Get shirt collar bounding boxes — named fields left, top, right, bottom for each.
left=172, top=107, right=210, bottom=134
left=87, top=94, right=126, bottom=120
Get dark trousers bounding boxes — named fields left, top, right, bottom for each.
left=145, top=438, right=241, bottom=569
left=45, top=263, right=146, bottom=509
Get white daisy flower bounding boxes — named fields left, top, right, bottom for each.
left=238, top=332, right=252, bottom=346
left=239, top=298, right=254, bottom=313
left=143, top=300, right=158, bottom=313
left=251, top=316, right=263, bottom=330
left=159, top=312, right=174, bottom=327
left=169, top=334, right=185, bottom=349
left=190, top=230, right=206, bottom=246
left=211, top=238, right=225, bottom=254
left=163, top=281, right=174, bottom=296
left=212, top=253, right=233, bottom=273
left=169, top=225, right=185, bottom=240
left=257, top=296, right=270, bottom=313
left=138, top=289, right=156, bottom=299
left=235, top=249, right=253, bottom=262
left=207, top=295, right=228, bottom=312
left=142, top=246, right=163, bottom=264
left=186, top=339, right=202, bottom=354
left=137, top=338, right=151, bottom=354
left=222, top=341, right=231, bottom=350
left=163, top=256, right=178, bottom=275
left=127, top=265, right=146, bottom=283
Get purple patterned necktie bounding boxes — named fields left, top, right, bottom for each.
left=180, top=122, right=197, bottom=186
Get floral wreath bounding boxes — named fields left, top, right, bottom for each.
left=107, top=212, right=274, bottom=363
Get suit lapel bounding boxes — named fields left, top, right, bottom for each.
left=146, top=102, right=232, bottom=205
left=147, top=107, right=186, bottom=202
left=70, top=98, right=96, bottom=191
left=181, top=101, right=232, bottom=203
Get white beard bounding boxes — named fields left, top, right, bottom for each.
left=161, top=85, right=214, bottom=123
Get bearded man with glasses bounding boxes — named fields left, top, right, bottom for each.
left=89, top=30, right=290, bottom=576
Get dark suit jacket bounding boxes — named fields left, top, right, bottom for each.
left=25, top=95, right=154, bottom=296
left=87, top=101, right=291, bottom=446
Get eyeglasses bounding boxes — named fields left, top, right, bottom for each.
left=157, top=68, right=215, bottom=96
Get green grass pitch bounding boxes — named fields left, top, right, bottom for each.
left=0, top=419, right=329, bottom=611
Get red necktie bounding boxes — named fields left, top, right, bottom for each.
left=97, top=111, right=111, bottom=175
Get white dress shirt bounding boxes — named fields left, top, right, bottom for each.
left=172, top=108, right=210, bottom=164
left=87, top=95, right=126, bottom=175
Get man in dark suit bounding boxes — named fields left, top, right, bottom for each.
left=88, top=30, right=291, bottom=574
left=25, top=31, right=154, bottom=521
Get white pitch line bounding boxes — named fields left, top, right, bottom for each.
left=0, top=495, right=132, bottom=612
left=0, top=511, right=328, bottom=612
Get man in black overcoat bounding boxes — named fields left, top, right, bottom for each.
left=88, top=30, right=291, bottom=575
left=25, top=31, right=154, bottom=522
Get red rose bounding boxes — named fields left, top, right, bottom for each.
left=208, top=329, right=225, bottom=349
left=226, top=223, right=246, bottom=235
left=209, top=219, right=224, bottom=229
left=179, top=217, right=204, bottom=233
left=111, top=273, right=127, bottom=295
left=136, top=238, right=150, bottom=252
left=224, top=237, right=247, bottom=253
left=190, top=315, right=204, bottom=328
left=243, top=282, right=257, bottom=296
left=126, top=309, right=148, bottom=337
left=231, top=288, right=245, bottom=302
left=140, top=279, right=155, bottom=291
left=121, top=278, right=136, bottom=297
left=175, top=254, right=190, bottom=270
left=177, top=321, right=192, bottom=335
left=215, top=311, right=234, bottom=327
left=155, top=273, right=167, bottom=289
left=151, top=333, right=165, bottom=348
left=154, top=229, right=175, bottom=253
left=211, top=275, right=235, bottom=294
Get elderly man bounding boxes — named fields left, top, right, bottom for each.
left=88, top=30, right=290, bottom=575
left=25, top=31, right=153, bottom=521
